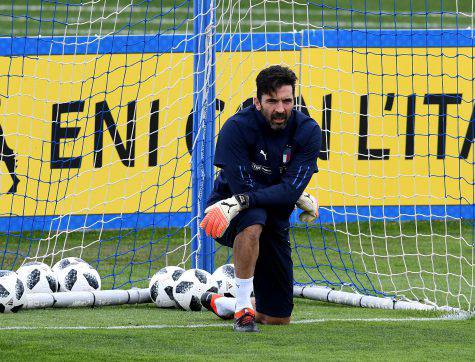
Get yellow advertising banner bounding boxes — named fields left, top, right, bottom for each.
left=301, top=47, right=473, bottom=208
left=0, top=49, right=472, bottom=216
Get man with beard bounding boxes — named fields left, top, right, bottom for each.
left=200, top=65, right=322, bottom=332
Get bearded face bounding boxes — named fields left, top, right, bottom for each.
left=254, top=85, right=294, bottom=131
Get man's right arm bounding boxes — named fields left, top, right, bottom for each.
left=214, top=118, right=262, bottom=194
left=200, top=119, right=261, bottom=238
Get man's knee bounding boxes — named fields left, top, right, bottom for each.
left=256, top=312, right=290, bottom=325
left=236, top=224, right=262, bottom=244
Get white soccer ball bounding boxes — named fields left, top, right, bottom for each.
left=172, top=269, right=218, bottom=311
left=0, top=270, right=26, bottom=313
left=57, top=263, right=101, bottom=292
left=212, top=263, right=236, bottom=297
left=52, top=257, right=87, bottom=274
left=17, top=261, right=58, bottom=294
left=149, top=266, right=185, bottom=308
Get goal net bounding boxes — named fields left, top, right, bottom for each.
left=0, top=1, right=473, bottom=312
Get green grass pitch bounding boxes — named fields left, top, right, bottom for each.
left=1, top=0, right=472, bottom=36
left=1, top=220, right=473, bottom=360
left=0, top=299, right=473, bottom=361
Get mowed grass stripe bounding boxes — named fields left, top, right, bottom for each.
left=0, top=295, right=471, bottom=360
left=0, top=312, right=472, bottom=361
left=0, top=314, right=467, bottom=331
left=1, top=5, right=469, bottom=17
left=0, top=0, right=471, bottom=36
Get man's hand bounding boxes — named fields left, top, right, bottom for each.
left=296, top=192, right=319, bottom=223
left=200, top=194, right=249, bottom=238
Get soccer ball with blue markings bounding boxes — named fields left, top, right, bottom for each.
left=172, top=269, right=218, bottom=311
left=212, top=264, right=236, bottom=297
left=52, top=257, right=87, bottom=275
left=17, top=261, right=58, bottom=294
left=56, top=262, right=101, bottom=292
left=0, top=270, right=25, bottom=313
left=149, top=266, right=185, bottom=308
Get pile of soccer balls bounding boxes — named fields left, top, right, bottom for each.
left=149, top=263, right=236, bottom=311
left=0, top=257, right=101, bottom=313
left=1, top=258, right=237, bottom=314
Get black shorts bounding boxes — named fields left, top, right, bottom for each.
left=216, top=207, right=294, bottom=318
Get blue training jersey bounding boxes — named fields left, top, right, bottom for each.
left=208, top=104, right=322, bottom=217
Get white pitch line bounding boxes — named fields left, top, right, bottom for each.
left=0, top=316, right=464, bottom=331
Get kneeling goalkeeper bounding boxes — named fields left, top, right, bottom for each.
left=200, top=65, right=322, bottom=332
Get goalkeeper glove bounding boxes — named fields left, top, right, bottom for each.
left=296, top=192, right=319, bottom=223
left=200, top=194, right=249, bottom=238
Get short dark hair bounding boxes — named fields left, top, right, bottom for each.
left=256, top=65, right=297, bottom=101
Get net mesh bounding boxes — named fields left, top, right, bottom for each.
left=0, top=1, right=473, bottom=311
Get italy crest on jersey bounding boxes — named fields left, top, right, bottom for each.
left=282, top=146, right=292, bottom=164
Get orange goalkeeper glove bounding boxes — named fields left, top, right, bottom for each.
left=296, top=192, right=319, bottom=223
left=200, top=194, right=249, bottom=238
